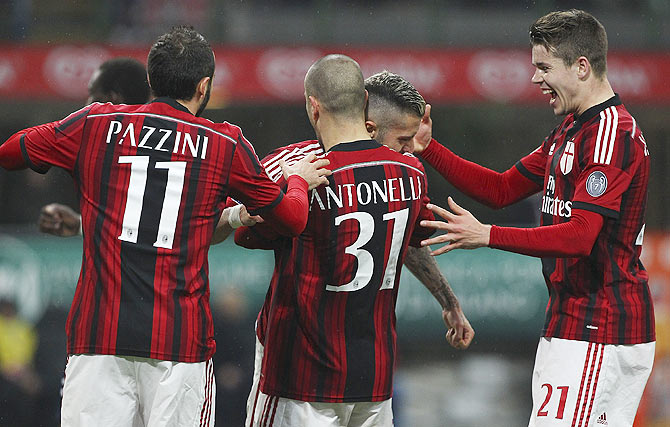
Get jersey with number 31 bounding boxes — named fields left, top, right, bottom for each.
left=259, top=139, right=433, bottom=403
left=20, top=98, right=284, bottom=362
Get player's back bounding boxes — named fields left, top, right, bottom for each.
left=261, top=139, right=432, bottom=402
left=43, top=98, right=279, bottom=362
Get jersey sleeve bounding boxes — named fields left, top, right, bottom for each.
left=409, top=195, right=435, bottom=247
left=571, top=127, right=639, bottom=219
left=226, top=133, right=284, bottom=215
left=514, top=140, right=549, bottom=187
left=408, top=160, right=435, bottom=247
left=421, top=138, right=541, bottom=209
left=20, top=105, right=94, bottom=174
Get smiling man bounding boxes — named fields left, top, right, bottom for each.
left=413, top=9, right=655, bottom=427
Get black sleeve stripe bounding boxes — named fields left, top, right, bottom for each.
left=572, top=201, right=619, bottom=219
left=248, top=191, right=284, bottom=216
left=55, top=107, right=91, bottom=134
left=515, top=161, right=544, bottom=186
left=237, top=134, right=263, bottom=174
left=19, top=134, right=49, bottom=174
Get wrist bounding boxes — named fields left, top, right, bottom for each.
left=286, top=174, right=308, bottom=190
left=483, top=224, right=492, bottom=247
left=227, top=204, right=244, bottom=229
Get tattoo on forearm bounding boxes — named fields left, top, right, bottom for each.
left=403, top=245, right=459, bottom=310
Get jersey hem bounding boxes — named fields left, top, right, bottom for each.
left=541, top=332, right=655, bottom=345
left=260, top=388, right=392, bottom=403
left=66, top=346, right=215, bottom=363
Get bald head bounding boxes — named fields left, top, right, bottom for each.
left=304, top=54, right=366, bottom=120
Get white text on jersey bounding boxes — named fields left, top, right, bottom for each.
left=310, top=176, right=422, bottom=211
left=105, top=120, right=209, bottom=160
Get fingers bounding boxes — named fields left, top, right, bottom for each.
left=447, top=196, right=468, bottom=215
left=302, top=153, right=316, bottom=163
left=38, top=206, right=63, bottom=234
left=428, top=243, right=456, bottom=256
left=426, top=203, right=456, bottom=222
left=312, top=158, right=331, bottom=171
left=423, top=104, right=432, bottom=122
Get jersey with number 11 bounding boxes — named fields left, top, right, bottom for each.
left=19, top=98, right=285, bottom=362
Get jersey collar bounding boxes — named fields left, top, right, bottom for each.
left=574, top=93, right=621, bottom=126
left=327, top=139, right=381, bottom=152
left=151, top=97, right=193, bottom=115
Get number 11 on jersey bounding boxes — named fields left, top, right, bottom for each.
left=117, top=155, right=186, bottom=250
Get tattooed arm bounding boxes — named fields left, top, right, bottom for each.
left=403, top=245, right=474, bottom=349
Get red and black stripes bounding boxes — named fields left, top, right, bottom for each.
left=257, top=140, right=429, bottom=402
left=22, top=98, right=290, bottom=363
left=516, top=95, right=654, bottom=345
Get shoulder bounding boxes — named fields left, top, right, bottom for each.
left=378, top=146, right=427, bottom=175
left=402, top=152, right=427, bottom=174
left=263, top=139, right=323, bottom=165
left=262, top=139, right=323, bottom=182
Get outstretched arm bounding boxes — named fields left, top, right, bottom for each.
left=403, top=245, right=474, bottom=350
left=420, top=197, right=603, bottom=258
left=0, top=131, right=29, bottom=170
left=412, top=104, right=539, bottom=209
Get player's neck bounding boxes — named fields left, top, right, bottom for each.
left=318, top=118, right=372, bottom=151
left=176, top=99, right=200, bottom=116
left=576, top=77, right=615, bottom=116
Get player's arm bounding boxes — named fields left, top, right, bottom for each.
left=403, top=245, right=474, bottom=349
left=420, top=197, right=603, bottom=258
left=421, top=140, right=539, bottom=209
left=234, top=222, right=283, bottom=250
left=229, top=143, right=330, bottom=236
left=211, top=201, right=263, bottom=245
left=0, top=130, right=29, bottom=170
left=3, top=105, right=92, bottom=174
left=412, top=104, right=540, bottom=209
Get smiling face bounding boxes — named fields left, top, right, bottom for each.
left=531, top=44, right=582, bottom=116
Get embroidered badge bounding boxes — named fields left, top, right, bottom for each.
left=586, top=171, right=608, bottom=197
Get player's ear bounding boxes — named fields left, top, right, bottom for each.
left=365, top=120, right=378, bottom=138
left=576, top=56, right=590, bottom=80
left=196, top=76, right=211, bottom=100
left=308, top=95, right=320, bottom=122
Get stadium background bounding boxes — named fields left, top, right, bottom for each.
left=0, top=1, right=668, bottom=426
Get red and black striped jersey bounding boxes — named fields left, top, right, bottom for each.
left=19, top=98, right=292, bottom=362
left=251, top=140, right=325, bottom=347
left=516, top=95, right=654, bottom=344
left=243, top=139, right=433, bottom=402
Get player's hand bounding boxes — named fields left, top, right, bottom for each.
left=443, top=306, right=474, bottom=350
left=38, top=203, right=81, bottom=237
left=420, top=197, right=491, bottom=255
left=239, top=205, right=264, bottom=227
left=412, top=103, right=433, bottom=154
left=280, top=153, right=331, bottom=190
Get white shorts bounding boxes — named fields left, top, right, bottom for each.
left=528, top=337, right=654, bottom=427
left=61, top=354, right=216, bottom=427
left=246, top=335, right=266, bottom=426
left=246, top=336, right=393, bottom=427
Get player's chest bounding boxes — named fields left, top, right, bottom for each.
left=542, top=126, right=585, bottom=193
